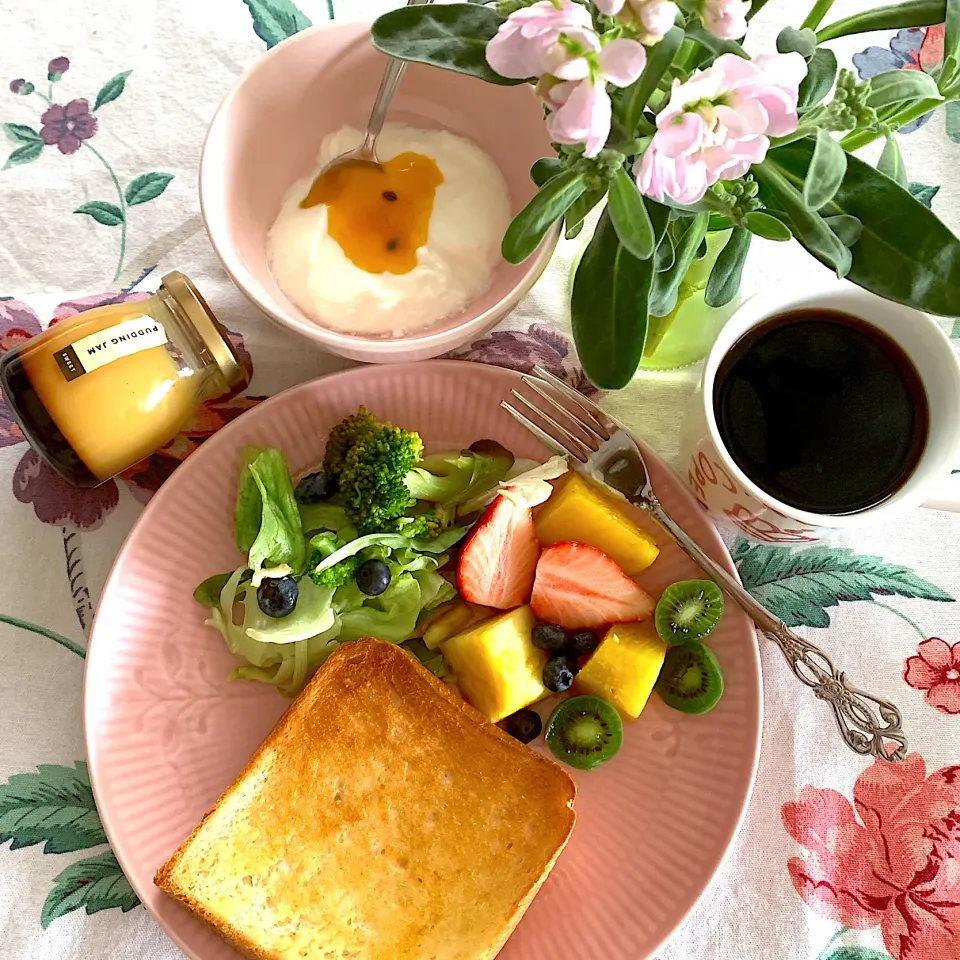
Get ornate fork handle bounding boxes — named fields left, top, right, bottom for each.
left=637, top=491, right=908, bottom=762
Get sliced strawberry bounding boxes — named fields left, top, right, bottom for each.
left=457, top=495, right=540, bottom=609
left=530, top=541, right=654, bottom=629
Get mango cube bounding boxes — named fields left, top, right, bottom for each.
left=423, top=602, right=477, bottom=650
left=535, top=473, right=660, bottom=576
left=441, top=606, right=547, bottom=722
left=575, top=620, right=667, bottom=719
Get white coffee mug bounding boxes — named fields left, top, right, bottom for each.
left=679, top=282, right=960, bottom=543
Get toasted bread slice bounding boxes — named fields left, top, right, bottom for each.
left=155, top=638, right=576, bottom=960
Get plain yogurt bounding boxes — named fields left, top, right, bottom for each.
left=267, top=124, right=512, bottom=337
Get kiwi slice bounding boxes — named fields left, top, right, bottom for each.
left=545, top=696, right=623, bottom=771
left=655, top=579, right=724, bottom=644
left=655, top=642, right=724, bottom=715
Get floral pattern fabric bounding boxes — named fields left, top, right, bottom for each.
left=0, top=2, right=959, bottom=960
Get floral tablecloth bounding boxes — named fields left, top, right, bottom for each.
left=2, top=2, right=960, bottom=959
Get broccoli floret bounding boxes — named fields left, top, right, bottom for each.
left=337, top=419, right=424, bottom=534
left=323, top=407, right=379, bottom=478
left=391, top=512, right=442, bottom=539
left=309, top=555, right=360, bottom=588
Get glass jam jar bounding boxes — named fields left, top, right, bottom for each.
left=0, top=271, right=248, bottom=487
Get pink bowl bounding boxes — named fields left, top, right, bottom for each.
left=200, top=21, right=559, bottom=363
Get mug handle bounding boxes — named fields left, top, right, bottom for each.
left=921, top=470, right=960, bottom=512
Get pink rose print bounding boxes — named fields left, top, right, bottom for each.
left=782, top=754, right=960, bottom=960
left=904, top=639, right=960, bottom=715
left=0, top=297, right=43, bottom=447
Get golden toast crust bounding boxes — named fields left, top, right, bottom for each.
left=155, top=638, right=576, bottom=960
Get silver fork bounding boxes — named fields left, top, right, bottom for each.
left=503, top=365, right=908, bottom=763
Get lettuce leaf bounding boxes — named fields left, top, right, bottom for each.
left=337, top=575, right=423, bottom=643
left=234, top=447, right=268, bottom=552
left=246, top=450, right=306, bottom=574
left=299, top=501, right=350, bottom=536
left=310, top=526, right=468, bottom=575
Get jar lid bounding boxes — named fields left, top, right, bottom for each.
left=159, top=271, right=249, bottom=393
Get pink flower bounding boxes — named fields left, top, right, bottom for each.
left=540, top=39, right=646, bottom=158
left=904, top=638, right=960, bottom=714
left=485, top=0, right=594, bottom=80
left=699, top=0, right=750, bottom=40
left=783, top=754, right=960, bottom=960
left=593, top=0, right=680, bottom=44
left=636, top=52, right=806, bottom=204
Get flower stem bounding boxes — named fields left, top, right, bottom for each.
left=0, top=614, right=86, bottom=658
left=746, top=0, right=772, bottom=21
left=326, top=0, right=334, bottom=19
left=801, top=0, right=836, bottom=31
left=841, top=98, right=943, bottom=151
left=870, top=600, right=927, bottom=640
left=82, top=140, right=127, bottom=282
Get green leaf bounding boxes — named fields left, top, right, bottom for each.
left=733, top=540, right=954, bottom=628
left=621, top=27, right=684, bottom=133
left=41, top=849, right=139, bottom=928
left=242, top=0, right=311, bottom=49
left=821, top=949, right=894, bottom=960
left=564, top=188, right=605, bottom=239
left=502, top=170, right=586, bottom=263
left=705, top=227, right=751, bottom=308
left=3, top=141, right=43, bottom=170
left=946, top=100, right=960, bottom=142
left=92, top=70, right=132, bottom=111
left=0, top=763, right=106, bottom=854
left=246, top=448, right=306, bottom=574
left=744, top=210, right=793, bottom=241
left=908, top=181, right=940, bottom=208
left=73, top=201, right=125, bottom=227
left=608, top=167, right=655, bottom=260
left=866, top=69, right=943, bottom=110
left=530, top=157, right=562, bottom=187
left=777, top=26, right=817, bottom=60
left=947, top=0, right=960, bottom=69
left=767, top=140, right=960, bottom=316
left=877, top=134, right=907, bottom=187
left=655, top=231, right=675, bottom=271
left=3, top=123, right=41, bottom=145
left=124, top=172, right=173, bottom=206
left=824, top=214, right=863, bottom=246
left=803, top=129, right=847, bottom=210
left=194, top=571, right=235, bottom=607
left=571, top=208, right=654, bottom=389
left=650, top=213, right=709, bottom=316
left=372, top=5, right=525, bottom=86
left=799, top=48, right=838, bottom=109
left=754, top=159, right=852, bottom=278
left=816, top=1, right=946, bottom=42
left=684, top=22, right=749, bottom=59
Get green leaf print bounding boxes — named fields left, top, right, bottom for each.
left=3, top=123, right=41, bottom=144
left=821, top=948, right=892, bottom=960
left=74, top=200, right=125, bottom=227
left=124, top=171, right=174, bottom=206
left=946, top=101, right=960, bottom=144
left=3, top=141, right=43, bottom=170
left=908, top=182, right=940, bottom=209
left=0, top=762, right=106, bottom=854
left=41, top=849, right=139, bottom=928
left=92, top=70, right=132, bottom=111
left=732, top=540, right=954, bottom=628
left=242, top=0, right=313, bottom=48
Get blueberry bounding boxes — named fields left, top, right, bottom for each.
left=568, top=631, right=600, bottom=658
left=505, top=709, right=543, bottom=744
left=257, top=575, right=299, bottom=618
left=294, top=471, right=337, bottom=504
left=543, top=656, right=576, bottom=693
left=532, top=623, right=568, bottom=654
left=356, top=559, right=391, bottom=596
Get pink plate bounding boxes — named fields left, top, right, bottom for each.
left=84, top=361, right=762, bottom=960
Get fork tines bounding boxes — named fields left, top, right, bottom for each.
left=500, top=366, right=613, bottom=463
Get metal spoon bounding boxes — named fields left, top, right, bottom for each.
left=316, top=0, right=435, bottom=179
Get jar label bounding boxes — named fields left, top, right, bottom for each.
left=55, top=317, right=168, bottom=382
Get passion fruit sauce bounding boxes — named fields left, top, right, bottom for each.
left=299, top=152, right=444, bottom=275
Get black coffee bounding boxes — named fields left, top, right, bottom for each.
left=713, top=309, right=928, bottom=515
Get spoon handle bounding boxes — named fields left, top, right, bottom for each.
left=638, top=489, right=909, bottom=763
left=362, top=0, right=435, bottom=157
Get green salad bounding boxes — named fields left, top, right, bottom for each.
left=193, top=406, right=527, bottom=697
